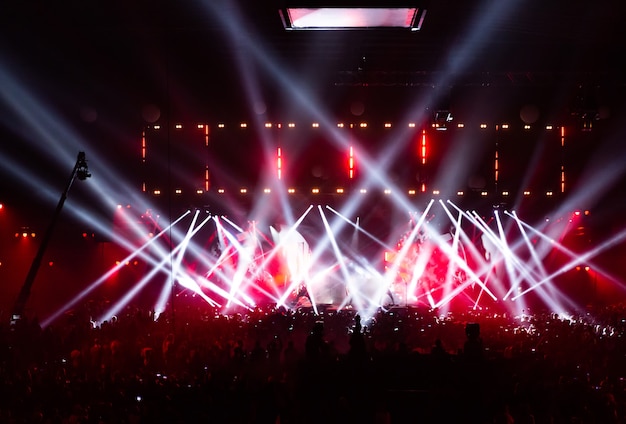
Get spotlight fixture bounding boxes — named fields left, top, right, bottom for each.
left=76, top=151, right=91, bottom=180
left=493, top=202, right=508, bottom=210
left=432, top=87, right=453, bottom=130
left=570, top=89, right=599, bottom=131
left=578, top=111, right=598, bottom=131
left=432, top=110, right=453, bottom=130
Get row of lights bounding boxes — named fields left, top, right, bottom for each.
left=15, top=230, right=36, bottom=238
left=15, top=231, right=98, bottom=239
left=152, top=189, right=205, bottom=196
left=151, top=123, right=559, bottom=131
left=149, top=188, right=562, bottom=197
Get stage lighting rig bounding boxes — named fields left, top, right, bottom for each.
left=76, top=151, right=91, bottom=180
left=492, top=202, right=508, bottom=211
left=11, top=151, right=92, bottom=324
left=431, top=85, right=454, bottom=130
left=570, top=89, right=599, bottom=132
left=432, top=109, right=453, bottom=130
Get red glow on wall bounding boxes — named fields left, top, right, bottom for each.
left=420, top=129, right=427, bottom=165
left=277, top=147, right=283, bottom=180
left=349, top=146, right=355, bottom=179
left=141, top=130, right=146, bottom=162
left=205, top=125, right=211, bottom=190
left=494, top=150, right=499, bottom=183
left=141, top=130, right=147, bottom=192
left=561, top=126, right=566, bottom=193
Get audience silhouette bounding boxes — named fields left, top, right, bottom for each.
left=1, top=303, right=625, bottom=423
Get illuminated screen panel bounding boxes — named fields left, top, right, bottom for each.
left=283, top=8, right=423, bottom=30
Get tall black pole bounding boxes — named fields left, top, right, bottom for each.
left=11, top=152, right=90, bottom=322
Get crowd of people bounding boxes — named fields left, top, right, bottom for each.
left=1, top=301, right=626, bottom=423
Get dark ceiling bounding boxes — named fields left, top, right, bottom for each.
left=1, top=0, right=624, bottom=115
left=0, top=0, right=625, bottom=212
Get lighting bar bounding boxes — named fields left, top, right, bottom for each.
left=420, top=129, right=427, bottom=165
left=349, top=146, right=355, bottom=179
left=277, top=147, right=282, bottom=180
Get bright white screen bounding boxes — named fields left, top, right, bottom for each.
left=287, top=8, right=418, bottom=29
